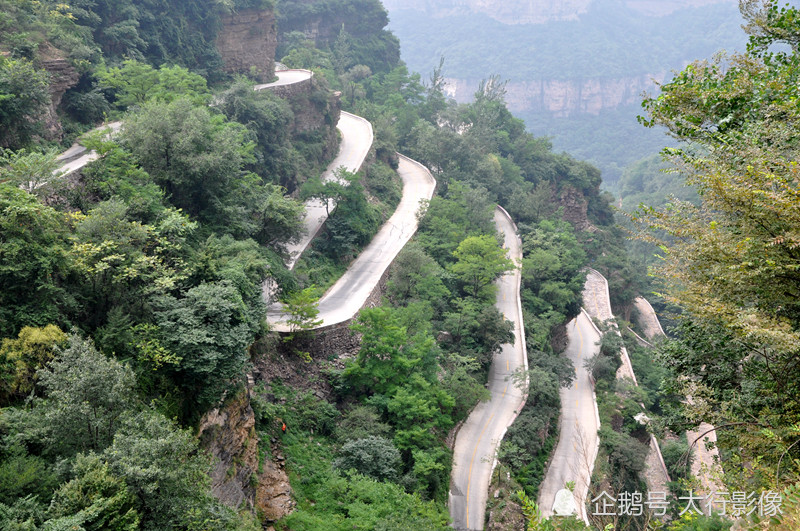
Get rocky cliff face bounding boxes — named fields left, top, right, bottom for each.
left=216, top=8, right=277, bottom=82
left=382, top=0, right=735, bottom=23
left=556, top=184, right=594, bottom=231
left=288, top=80, right=342, bottom=163
left=198, top=386, right=294, bottom=523
left=444, top=72, right=669, bottom=116
left=39, top=45, right=80, bottom=140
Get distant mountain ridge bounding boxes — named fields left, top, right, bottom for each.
left=444, top=71, right=670, bottom=117
left=381, top=0, right=736, bottom=25
left=383, top=0, right=746, bottom=182
left=387, top=0, right=744, bottom=115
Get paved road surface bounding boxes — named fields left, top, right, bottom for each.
left=254, top=69, right=312, bottom=90
left=55, top=122, right=123, bottom=177
left=282, top=111, right=373, bottom=270
left=537, top=310, right=600, bottom=523
left=633, top=297, right=723, bottom=499
left=449, top=207, right=528, bottom=530
left=583, top=272, right=672, bottom=494
left=55, top=70, right=312, bottom=178
left=267, top=154, right=435, bottom=331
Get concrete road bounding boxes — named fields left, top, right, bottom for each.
left=537, top=310, right=600, bottom=523
left=254, top=69, right=312, bottom=90
left=267, top=154, right=435, bottom=331
left=633, top=296, right=723, bottom=499
left=55, top=121, right=123, bottom=177
left=282, top=111, right=374, bottom=270
left=55, top=70, right=312, bottom=177
left=449, top=207, right=528, bottom=531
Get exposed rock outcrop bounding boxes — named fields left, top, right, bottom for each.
left=39, top=45, right=80, bottom=140
left=257, top=456, right=294, bottom=522
left=445, top=73, right=669, bottom=117
left=216, top=8, right=277, bottom=82
left=198, top=387, right=295, bottom=523
left=287, top=81, right=341, bottom=158
left=277, top=0, right=389, bottom=44
left=557, top=184, right=594, bottom=231
left=198, top=392, right=260, bottom=510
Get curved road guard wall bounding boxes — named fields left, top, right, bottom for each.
left=267, top=153, right=435, bottom=332
left=582, top=270, right=672, bottom=495
left=633, top=296, right=723, bottom=503
left=449, top=206, right=528, bottom=531
left=633, top=296, right=666, bottom=339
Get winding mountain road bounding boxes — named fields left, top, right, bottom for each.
left=282, top=111, right=373, bottom=270
left=449, top=206, right=528, bottom=531
left=55, top=121, right=123, bottom=177
left=254, top=68, right=312, bottom=90
left=55, top=70, right=314, bottom=177
left=581, top=271, right=671, bottom=497
left=633, top=296, right=723, bottom=502
left=267, top=154, right=435, bottom=331
left=537, top=310, right=600, bottom=524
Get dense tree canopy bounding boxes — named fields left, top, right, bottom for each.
left=0, top=0, right=635, bottom=528
left=637, top=0, right=800, bottom=493
left=0, top=57, right=51, bottom=150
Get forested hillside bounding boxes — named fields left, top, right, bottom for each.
left=1, top=0, right=646, bottom=529
left=630, top=2, right=800, bottom=527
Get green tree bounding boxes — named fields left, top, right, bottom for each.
left=0, top=325, right=66, bottom=404
left=334, top=436, right=402, bottom=482
left=635, top=0, right=800, bottom=487
left=98, top=60, right=158, bottom=107
left=0, top=148, right=62, bottom=197
left=0, top=56, right=50, bottom=149
left=0, top=445, right=58, bottom=506
left=0, top=185, right=71, bottom=337
left=250, top=183, right=306, bottom=250
left=283, top=286, right=323, bottom=334
left=70, top=200, right=192, bottom=330
left=217, top=77, right=296, bottom=184
left=186, top=234, right=275, bottom=307
left=318, top=170, right=381, bottom=260
left=121, top=98, right=256, bottom=231
left=76, top=145, right=166, bottom=224
left=450, top=234, right=514, bottom=299
left=441, top=297, right=513, bottom=369
left=343, top=307, right=437, bottom=397
left=301, top=171, right=347, bottom=216
left=104, top=410, right=234, bottom=531
left=47, top=453, right=140, bottom=531
left=410, top=447, right=449, bottom=500
left=34, top=335, right=137, bottom=456
left=385, top=242, right=450, bottom=310
left=387, top=375, right=455, bottom=452
left=416, top=182, right=495, bottom=264
left=154, top=280, right=258, bottom=415
left=335, top=405, right=392, bottom=442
